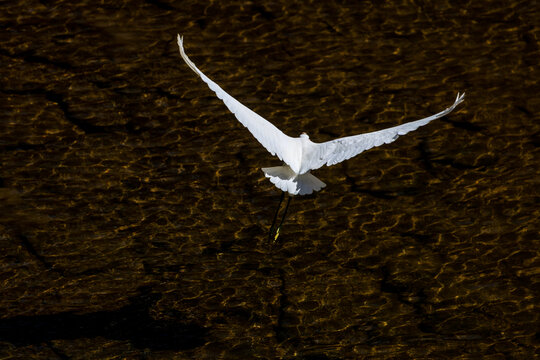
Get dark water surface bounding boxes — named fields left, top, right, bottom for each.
left=1, top=0, right=539, bottom=358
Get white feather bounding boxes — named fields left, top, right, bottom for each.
left=304, top=93, right=465, bottom=171
left=262, top=166, right=326, bottom=195
left=177, top=35, right=465, bottom=195
left=177, top=35, right=302, bottom=173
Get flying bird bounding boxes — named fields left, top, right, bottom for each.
left=176, top=35, right=465, bottom=239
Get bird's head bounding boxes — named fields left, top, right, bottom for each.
left=300, top=132, right=309, bottom=139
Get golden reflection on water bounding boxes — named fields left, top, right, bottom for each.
left=0, top=0, right=539, bottom=358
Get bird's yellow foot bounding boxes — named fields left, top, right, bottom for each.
left=273, top=227, right=281, bottom=242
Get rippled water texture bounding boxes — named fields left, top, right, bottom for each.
left=1, top=1, right=539, bottom=358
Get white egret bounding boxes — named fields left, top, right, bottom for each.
left=176, top=35, right=465, bottom=240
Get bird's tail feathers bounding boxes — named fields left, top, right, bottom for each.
left=262, top=166, right=326, bottom=195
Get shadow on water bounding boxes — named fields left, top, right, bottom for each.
left=0, top=286, right=206, bottom=351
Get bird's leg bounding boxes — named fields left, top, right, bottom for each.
left=269, top=191, right=285, bottom=241
left=273, top=195, right=292, bottom=242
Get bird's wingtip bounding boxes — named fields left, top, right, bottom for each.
left=177, top=34, right=183, bottom=47
left=455, top=92, right=465, bottom=105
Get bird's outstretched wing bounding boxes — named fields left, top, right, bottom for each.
left=177, top=35, right=301, bottom=171
left=306, top=93, right=465, bottom=170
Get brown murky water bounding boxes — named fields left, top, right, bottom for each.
left=1, top=1, right=539, bottom=358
